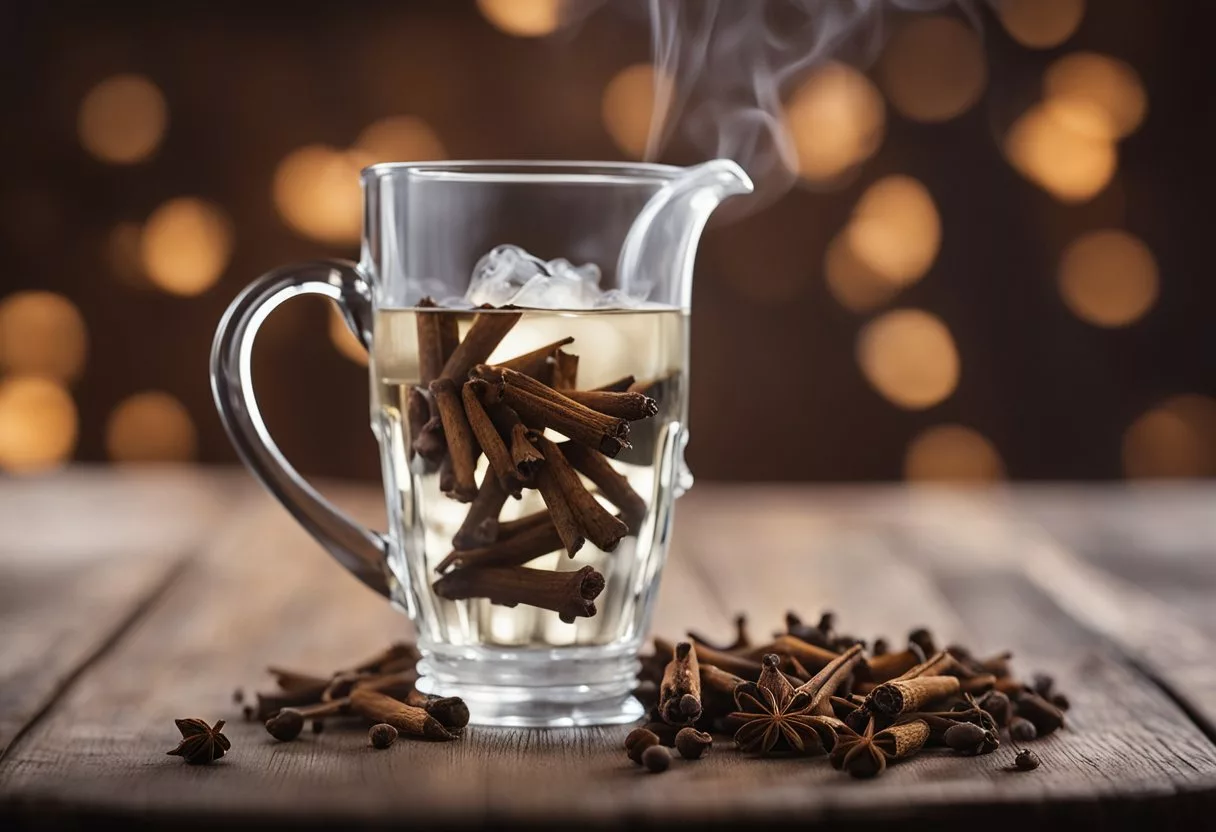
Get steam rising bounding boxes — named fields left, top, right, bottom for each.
left=635, top=0, right=975, bottom=207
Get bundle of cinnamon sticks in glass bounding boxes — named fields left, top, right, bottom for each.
left=409, top=299, right=657, bottom=622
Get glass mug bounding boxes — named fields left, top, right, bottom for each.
left=211, top=160, right=751, bottom=726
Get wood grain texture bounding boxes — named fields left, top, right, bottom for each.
left=0, top=469, right=242, bottom=760
left=3, top=476, right=1216, bottom=829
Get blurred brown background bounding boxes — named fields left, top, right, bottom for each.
left=0, top=0, right=1212, bottom=483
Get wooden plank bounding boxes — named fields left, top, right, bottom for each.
left=0, top=469, right=240, bottom=760
left=3, top=484, right=1216, bottom=829
left=0, top=483, right=723, bottom=827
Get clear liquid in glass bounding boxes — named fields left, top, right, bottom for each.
left=371, top=307, right=688, bottom=668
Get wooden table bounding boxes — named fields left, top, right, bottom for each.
left=3, top=469, right=1216, bottom=829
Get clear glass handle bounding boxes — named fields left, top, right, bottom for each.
left=210, top=259, right=391, bottom=597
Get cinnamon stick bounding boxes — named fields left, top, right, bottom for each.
left=869, top=676, right=961, bottom=715
left=483, top=366, right=631, bottom=457
left=495, top=510, right=554, bottom=540
left=552, top=350, right=579, bottom=390
left=438, top=454, right=455, bottom=494
left=700, top=664, right=747, bottom=719
left=429, top=378, right=478, bottom=502
left=740, top=635, right=841, bottom=673
left=432, top=564, right=605, bottom=623
left=595, top=375, right=636, bottom=393
left=559, top=441, right=647, bottom=534
left=654, top=636, right=763, bottom=680
left=532, top=439, right=586, bottom=557
left=349, top=687, right=455, bottom=740
left=415, top=297, right=460, bottom=385
left=563, top=389, right=659, bottom=421
left=406, top=386, right=430, bottom=457
left=531, top=433, right=627, bottom=551
left=412, top=406, right=448, bottom=463
left=861, top=648, right=924, bottom=683
left=495, top=337, right=575, bottom=382
left=462, top=380, right=521, bottom=495
left=658, top=642, right=702, bottom=726
left=452, top=474, right=510, bottom=551
left=486, top=402, right=544, bottom=482
left=440, top=310, right=521, bottom=381
left=435, top=515, right=564, bottom=574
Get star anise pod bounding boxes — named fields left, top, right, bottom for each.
left=166, top=718, right=230, bottom=765
left=831, top=717, right=887, bottom=778
left=729, top=655, right=840, bottom=756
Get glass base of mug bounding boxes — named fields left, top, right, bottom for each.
left=414, top=642, right=645, bottom=728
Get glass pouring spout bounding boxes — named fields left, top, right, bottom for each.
left=616, top=159, right=754, bottom=306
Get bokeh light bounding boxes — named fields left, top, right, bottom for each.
left=846, top=175, right=940, bottom=286
left=106, top=221, right=146, bottom=285
left=354, top=116, right=446, bottom=165
left=140, top=198, right=233, bottom=296
left=997, top=0, right=1086, bottom=49
left=1004, top=101, right=1116, bottom=202
left=904, top=424, right=1005, bottom=482
left=1123, top=395, right=1216, bottom=479
left=0, top=376, right=78, bottom=474
left=329, top=306, right=369, bottom=366
left=1044, top=52, right=1146, bottom=140
left=105, top=391, right=198, bottom=463
left=824, top=233, right=900, bottom=313
left=878, top=16, right=988, bottom=123
left=77, top=74, right=168, bottom=164
left=1058, top=230, right=1158, bottom=327
left=273, top=145, right=365, bottom=245
left=0, top=291, right=88, bottom=382
left=477, top=0, right=563, bottom=37
left=857, top=309, right=960, bottom=409
left=786, top=62, right=885, bottom=184
left=601, top=64, right=671, bottom=159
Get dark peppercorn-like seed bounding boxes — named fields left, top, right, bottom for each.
left=265, top=709, right=305, bottom=742
left=1009, top=716, right=1038, bottom=742
left=944, top=722, right=987, bottom=754
left=641, top=744, right=671, bottom=773
left=1015, top=749, right=1041, bottom=771
left=369, top=723, right=398, bottom=749
left=675, top=727, right=712, bottom=760
left=1032, top=673, right=1055, bottom=698
left=626, top=728, right=661, bottom=764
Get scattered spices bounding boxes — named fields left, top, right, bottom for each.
left=641, top=744, right=671, bottom=773
left=1014, top=748, right=1041, bottom=771
left=166, top=718, right=230, bottom=765
left=369, top=723, right=398, bottom=749
left=675, top=727, right=713, bottom=760
left=235, top=643, right=466, bottom=757
left=635, top=612, right=1072, bottom=779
